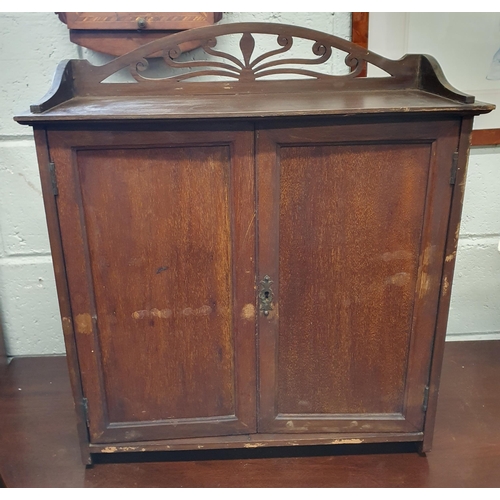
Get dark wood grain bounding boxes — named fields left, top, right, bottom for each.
left=29, top=60, right=74, bottom=114
left=32, top=128, right=92, bottom=465
left=256, top=119, right=459, bottom=435
left=276, top=143, right=427, bottom=417
left=81, top=146, right=235, bottom=423
left=48, top=127, right=256, bottom=444
left=1, top=341, right=499, bottom=487
left=15, top=90, right=494, bottom=125
left=0, top=356, right=86, bottom=487
left=420, top=117, right=474, bottom=452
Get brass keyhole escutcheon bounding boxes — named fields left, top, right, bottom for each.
left=259, top=275, right=274, bottom=317
left=136, top=17, right=147, bottom=30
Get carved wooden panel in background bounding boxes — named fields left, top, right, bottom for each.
left=351, top=12, right=369, bottom=77
left=57, top=12, right=222, bottom=56
left=60, top=12, right=222, bottom=30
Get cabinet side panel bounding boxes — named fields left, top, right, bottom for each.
left=420, top=117, right=473, bottom=452
left=32, top=128, right=91, bottom=464
left=78, top=146, right=235, bottom=423
left=277, top=143, right=430, bottom=415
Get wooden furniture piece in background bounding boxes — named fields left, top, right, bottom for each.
left=14, top=22, right=493, bottom=465
left=351, top=12, right=369, bottom=77
left=57, top=12, right=222, bottom=56
left=351, top=12, right=369, bottom=48
left=471, top=128, right=500, bottom=146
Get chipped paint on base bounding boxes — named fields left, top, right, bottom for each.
left=101, top=446, right=147, bottom=453
left=330, top=438, right=364, bottom=445
left=244, top=443, right=265, bottom=448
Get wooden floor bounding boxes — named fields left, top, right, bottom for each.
left=0, top=340, right=499, bottom=487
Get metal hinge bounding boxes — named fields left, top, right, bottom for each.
left=48, top=162, right=58, bottom=196
left=82, top=397, right=90, bottom=427
left=422, top=385, right=430, bottom=412
left=449, top=152, right=459, bottom=185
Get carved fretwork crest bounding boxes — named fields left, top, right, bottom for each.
left=97, top=23, right=391, bottom=86
left=127, top=31, right=363, bottom=83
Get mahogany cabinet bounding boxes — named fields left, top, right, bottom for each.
left=15, top=23, right=493, bottom=464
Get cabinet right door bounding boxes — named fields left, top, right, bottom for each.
left=256, top=119, right=460, bottom=434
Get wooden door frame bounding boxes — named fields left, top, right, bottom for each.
left=255, top=116, right=461, bottom=435
left=46, top=125, right=258, bottom=444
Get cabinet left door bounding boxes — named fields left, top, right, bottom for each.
left=48, top=127, right=257, bottom=444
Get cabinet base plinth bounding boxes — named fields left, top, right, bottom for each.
left=88, top=432, right=424, bottom=456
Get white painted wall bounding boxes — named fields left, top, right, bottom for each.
left=0, top=12, right=351, bottom=355
left=369, top=13, right=500, bottom=341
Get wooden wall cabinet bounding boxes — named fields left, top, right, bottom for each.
left=14, top=23, right=493, bottom=464
left=57, top=12, right=222, bottom=56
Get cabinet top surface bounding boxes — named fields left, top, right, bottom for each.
left=14, top=90, right=493, bottom=124
left=14, top=22, right=494, bottom=124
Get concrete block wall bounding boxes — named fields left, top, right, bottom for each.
left=0, top=13, right=81, bottom=355
left=447, top=147, right=500, bottom=341
left=0, top=12, right=498, bottom=356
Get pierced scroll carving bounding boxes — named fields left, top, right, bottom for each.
left=28, top=22, right=477, bottom=108
left=92, top=23, right=398, bottom=87
left=138, top=32, right=356, bottom=84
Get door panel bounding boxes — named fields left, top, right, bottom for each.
left=257, top=120, right=459, bottom=433
left=49, top=128, right=256, bottom=443
left=80, top=146, right=234, bottom=423
left=278, top=143, right=427, bottom=416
